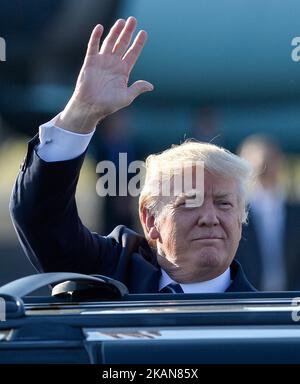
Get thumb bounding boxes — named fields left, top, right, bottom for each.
left=128, top=80, right=154, bottom=100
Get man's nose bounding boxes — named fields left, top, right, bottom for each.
left=196, top=202, right=220, bottom=227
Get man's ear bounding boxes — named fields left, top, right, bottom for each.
left=141, top=208, right=160, bottom=240
left=237, top=217, right=242, bottom=240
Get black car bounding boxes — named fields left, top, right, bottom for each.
left=0, top=272, right=300, bottom=364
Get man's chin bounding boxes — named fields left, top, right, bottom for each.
left=195, top=251, right=235, bottom=282
left=174, top=253, right=224, bottom=282
left=194, top=249, right=222, bottom=269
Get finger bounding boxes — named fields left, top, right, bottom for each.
left=128, top=80, right=154, bottom=101
left=112, top=16, right=137, bottom=57
left=122, top=30, right=148, bottom=74
left=85, top=24, right=104, bottom=57
left=100, top=18, right=126, bottom=54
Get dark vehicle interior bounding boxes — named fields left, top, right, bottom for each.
left=0, top=273, right=300, bottom=364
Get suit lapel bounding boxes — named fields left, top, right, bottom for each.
left=226, top=259, right=257, bottom=292
left=127, top=252, right=161, bottom=293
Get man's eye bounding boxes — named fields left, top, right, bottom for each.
left=217, top=201, right=232, bottom=208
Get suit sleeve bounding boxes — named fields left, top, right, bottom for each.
left=9, top=134, right=121, bottom=275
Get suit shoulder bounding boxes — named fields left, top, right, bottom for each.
left=106, top=225, right=155, bottom=263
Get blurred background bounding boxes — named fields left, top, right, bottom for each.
left=0, top=0, right=299, bottom=290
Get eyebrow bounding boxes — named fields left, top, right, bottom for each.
left=213, top=193, right=234, bottom=199
left=174, top=192, right=236, bottom=204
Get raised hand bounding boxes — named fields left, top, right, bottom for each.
left=57, top=17, right=153, bottom=133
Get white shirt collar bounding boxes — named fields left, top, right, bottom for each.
left=159, top=267, right=231, bottom=293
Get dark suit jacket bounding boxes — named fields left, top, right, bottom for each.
left=10, top=135, right=256, bottom=293
left=236, top=205, right=300, bottom=291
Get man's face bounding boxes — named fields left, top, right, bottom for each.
left=154, top=170, right=242, bottom=283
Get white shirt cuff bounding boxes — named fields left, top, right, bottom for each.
left=36, top=115, right=96, bottom=162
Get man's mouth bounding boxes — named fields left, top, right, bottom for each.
left=192, top=237, right=223, bottom=241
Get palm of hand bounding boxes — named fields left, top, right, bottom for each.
left=76, top=53, right=131, bottom=115
left=73, top=17, right=153, bottom=118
